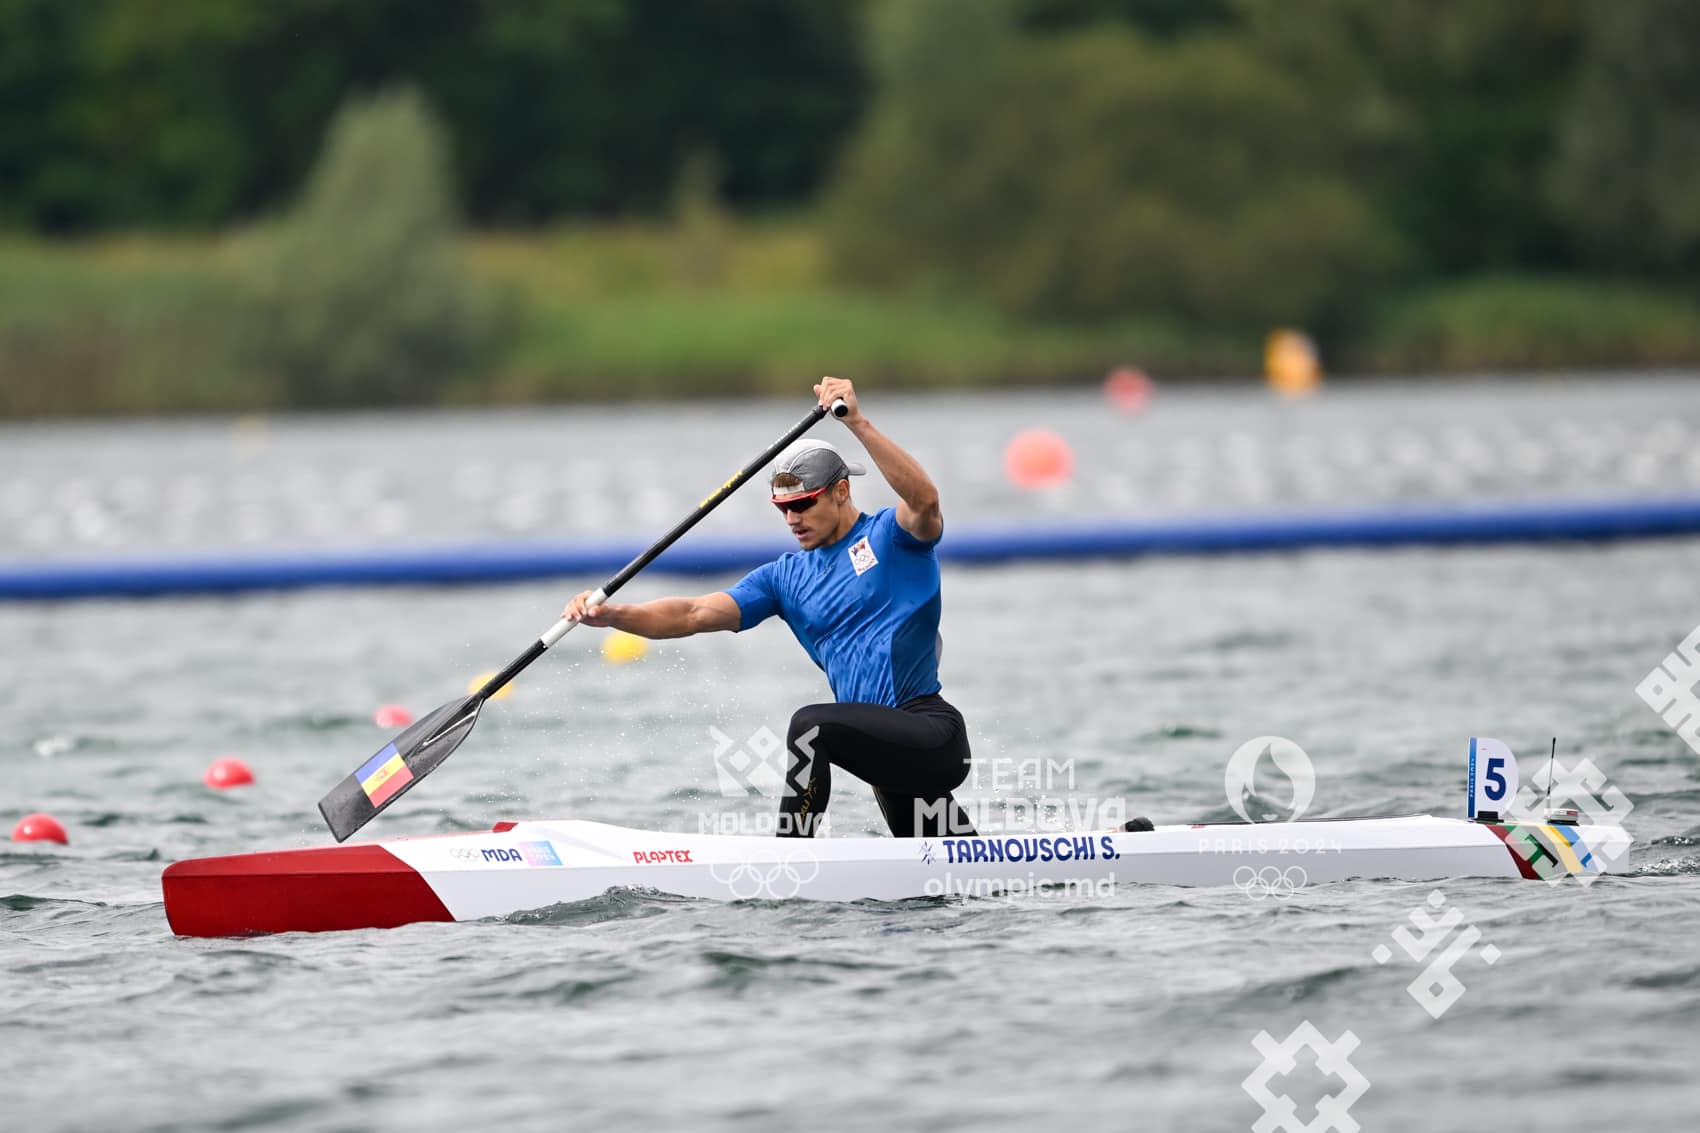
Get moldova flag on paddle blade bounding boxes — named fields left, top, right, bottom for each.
left=356, top=743, right=414, bottom=808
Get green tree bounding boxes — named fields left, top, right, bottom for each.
left=1238, top=0, right=1584, bottom=278
left=827, top=0, right=1016, bottom=291
left=241, top=88, right=505, bottom=407
left=830, top=6, right=1400, bottom=327
left=0, top=0, right=101, bottom=229
left=0, top=0, right=870, bottom=232
left=1549, top=0, right=1700, bottom=276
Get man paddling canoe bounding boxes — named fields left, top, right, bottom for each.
left=563, top=377, right=975, bottom=839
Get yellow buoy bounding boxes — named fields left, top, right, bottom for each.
left=468, top=671, right=515, bottom=700
left=230, top=414, right=270, bottom=452
left=1265, top=329, right=1322, bottom=397
left=602, top=630, right=649, bottom=665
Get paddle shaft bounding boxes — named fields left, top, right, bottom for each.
left=474, top=398, right=847, bottom=700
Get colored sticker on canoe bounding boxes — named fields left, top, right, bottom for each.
left=356, top=743, right=415, bottom=808
left=1487, top=823, right=1596, bottom=881
left=520, top=840, right=563, bottom=867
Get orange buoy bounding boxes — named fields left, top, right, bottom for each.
left=1265, top=329, right=1322, bottom=397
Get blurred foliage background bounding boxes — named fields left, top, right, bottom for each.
left=2, top=0, right=1698, bottom=416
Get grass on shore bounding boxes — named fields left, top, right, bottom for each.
left=461, top=221, right=1248, bottom=402
left=2, top=217, right=1697, bottom=417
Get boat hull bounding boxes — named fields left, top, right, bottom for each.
left=161, top=815, right=1629, bottom=937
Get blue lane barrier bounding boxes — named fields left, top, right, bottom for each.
left=5, top=495, right=1700, bottom=601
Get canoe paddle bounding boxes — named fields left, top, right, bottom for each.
left=318, top=397, right=849, bottom=842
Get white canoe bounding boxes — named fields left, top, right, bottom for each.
left=161, top=813, right=1628, bottom=937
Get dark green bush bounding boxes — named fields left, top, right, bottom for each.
left=1357, top=276, right=1700, bottom=371
left=240, top=88, right=508, bottom=408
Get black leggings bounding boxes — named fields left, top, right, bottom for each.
left=779, top=694, right=976, bottom=838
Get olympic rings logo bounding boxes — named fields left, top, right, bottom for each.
left=709, top=849, right=820, bottom=900
left=1233, top=865, right=1307, bottom=900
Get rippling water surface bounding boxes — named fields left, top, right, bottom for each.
left=5, top=380, right=1700, bottom=1132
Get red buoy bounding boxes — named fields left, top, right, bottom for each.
left=1103, top=366, right=1154, bottom=415
left=373, top=704, right=414, bottom=729
left=1004, top=429, right=1075, bottom=489
left=204, top=757, right=255, bottom=789
left=12, top=813, right=68, bottom=844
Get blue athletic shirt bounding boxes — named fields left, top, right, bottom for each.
left=725, top=508, right=942, bottom=707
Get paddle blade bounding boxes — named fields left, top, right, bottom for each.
left=318, top=696, right=484, bottom=842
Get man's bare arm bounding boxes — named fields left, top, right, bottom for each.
left=816, top=376, right=943, bottom=543
left=561, top=590, right=740, bottom=638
